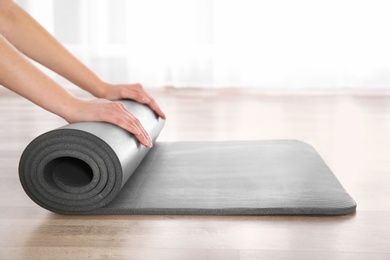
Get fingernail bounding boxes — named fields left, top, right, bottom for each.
left=148, top=138, right=153, bottom=147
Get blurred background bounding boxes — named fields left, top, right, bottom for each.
left=15, top=0, right=390, bottom=90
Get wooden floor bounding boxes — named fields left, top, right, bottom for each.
left=0, top=87, right=390, bottom=259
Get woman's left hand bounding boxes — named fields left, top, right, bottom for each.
left=100, top=83, right=166, bottom=120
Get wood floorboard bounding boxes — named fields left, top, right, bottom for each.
left=0, top=87, right=389, bottom=259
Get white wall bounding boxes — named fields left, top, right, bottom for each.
left=15, top=0, right=390, bottom=89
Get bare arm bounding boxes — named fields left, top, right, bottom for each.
left=1, top=0, right=105, bottom=96
left=1, top=1, right=165, bottom=120
left=0, top=1, right=165, bottom=119
left=0, top=1, right=168, bottom=147
left=0, top=34, right=78, bottom=121
left=0, top=34, right=153, bottom=147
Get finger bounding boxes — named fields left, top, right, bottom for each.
left=122, top=87, right=166, bottom=119
left=120, top=84, right=150, bottom=103
left=142, top=92, right=166, bottom=119
left=114, top=115, right=152, bottom=148
left=118, top=107, right=152, bottom=147
left=121, top=89, right=149, bottom=104
left=116, top=103, right=153, bottom=147
left=148, top=99, right=166, bottom=119
left=102, top=102, right=152, bottom=147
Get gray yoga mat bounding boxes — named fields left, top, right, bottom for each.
left=19, top=101, right=356, bottom=215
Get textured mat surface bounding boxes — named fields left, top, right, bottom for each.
left=19, top=101, right=356, bottom=215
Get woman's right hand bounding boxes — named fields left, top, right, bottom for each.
left=64, top=98, right=153, bottom=148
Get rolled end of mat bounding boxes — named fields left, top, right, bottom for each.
left=18, top=101, right=164, bottom=214
left=19, top=128, right=123, bottom=214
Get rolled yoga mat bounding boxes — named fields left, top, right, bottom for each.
left=19, top=101, right=356, bottom=215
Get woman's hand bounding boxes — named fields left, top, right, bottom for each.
left=64, top=98, right=154, bottom=148
left=0, top=2, right=164, bottom=148
left=99, top=83, right=166, bottom=120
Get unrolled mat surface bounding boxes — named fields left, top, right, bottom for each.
left=19, top=101, right=356, bottom=215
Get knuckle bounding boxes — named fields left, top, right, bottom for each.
left=110, top=102, right=122, bottom=110
left=135, top=93, right=145, bottom=101
left=135, top=83, right=143, bottom=90
left=110, top=117, right=122, bottom=126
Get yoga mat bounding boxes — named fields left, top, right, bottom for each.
left=19, top=101, right=356, bottom=215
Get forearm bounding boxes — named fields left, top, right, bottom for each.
left=0, top=34, right=79, bottom=121
left=0, top=1, right=107, bottom=97
left=0, top=34, right=153, bottom=146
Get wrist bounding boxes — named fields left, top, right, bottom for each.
left=57, top=95, right=84, bottom=123
left=91, top=81, right=111, bottom=99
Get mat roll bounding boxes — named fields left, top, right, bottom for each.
left=19, top=100, right=357, bottom=215
left=19, top=100, right=164, bottom=214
